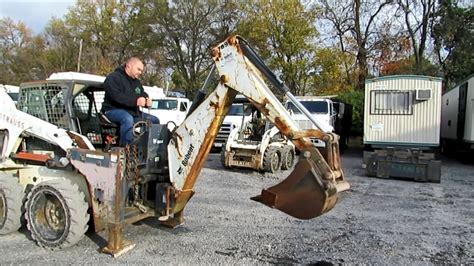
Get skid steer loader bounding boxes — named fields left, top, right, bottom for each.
left=221, top=105, right=296, bottom=173
left=0, top=35, right=349, bottom=257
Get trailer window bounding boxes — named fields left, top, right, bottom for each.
left=370, top=90, right=413, bottom=115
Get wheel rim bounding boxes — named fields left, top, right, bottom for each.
left=0, top=192, right=5, bottom=227
left=30, top=189, right=67, bottom=242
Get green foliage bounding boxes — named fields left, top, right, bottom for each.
left=139, top=0, right=242, bottom=97
left=336, top=87, right=364, bottom=135
left=237, top=0, right=319, bottom=96
left=0, top=18, right=45, bottom=84
left=310, top=47, right=355, bottom=95
left=380, top=56, right=441, bottom=77
left=432, top=0, right=474, bottom=86
left=42, top=18, right=79, bottom=73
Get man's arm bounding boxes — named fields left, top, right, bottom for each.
left=138, top=83, right=152, bottom=107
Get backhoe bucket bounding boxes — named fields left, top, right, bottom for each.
left=251, top=159, right=339, bottom=219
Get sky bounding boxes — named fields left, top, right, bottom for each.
left=0, top=0, right=76, bottom=34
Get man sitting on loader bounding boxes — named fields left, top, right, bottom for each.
left=101, top=57, right=159, bottom=146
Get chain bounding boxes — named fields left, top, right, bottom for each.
left=125, top=144, right=148, bottom=213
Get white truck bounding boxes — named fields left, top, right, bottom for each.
left=142, top=96, right=191, bottom=126
left=440, top=73, right=474, bottom=153
left=286, top=96, right=352, bottom=149
left=213, top=95, right=252, bottom=149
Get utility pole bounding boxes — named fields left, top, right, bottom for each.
left=77, top=39, right=83, bottom=72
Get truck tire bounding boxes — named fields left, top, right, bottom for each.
left=0, top=174, right=24, bottom=234
left=220, top=147, right=229, bottom=169
left=280, top=146, right=295, bottom=170
left=25, top=179, right=89, bottom=250
left=263, top=147, right=281, bottom=173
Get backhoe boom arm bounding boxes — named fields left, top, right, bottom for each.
left=167, top=36, right=349, bottom=219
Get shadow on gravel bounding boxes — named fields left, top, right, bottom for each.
left=85, top=232, right=108, bottom=251
left=84, top=216, right=194, bottom=252
left=138, top=217, right=193, bottom=234
left=439, top=151, right=474, bottom=165
left=17, top=226, right=33, bottom=241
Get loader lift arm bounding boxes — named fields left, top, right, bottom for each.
left=166, top=35, right=349, bottom=222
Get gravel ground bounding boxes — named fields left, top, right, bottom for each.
left=0, top=148, right=473, bottom=264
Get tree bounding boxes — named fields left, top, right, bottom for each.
left=397, top=0, right=436, bottom=74
left=319, top=0, right=356, bottom=85
left=319, top=0, right=394, bottom=90
left=310, top=47, right=355, bottom=95
left=42, top=18, right=80, bottom=74
left=432, top=0, right=474, bottom=87
left=141, top=0, right=242, bottom=96
left=238, top=0, right=319, bottom=96
left=0, top=17, right=46, bottom=84
left=62, top=0, right=155, bottom=75
left=352, top=0, right=393, bottom=89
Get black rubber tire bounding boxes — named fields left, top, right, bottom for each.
left=220, top=148, right=230, bottom=169
left=25, top=179, right=89, bottom=250
left=280, top=146, right=295, bottom=170
left=263, top=146, right=282, bottom=173
left=0, top=174, right=24, bottom=235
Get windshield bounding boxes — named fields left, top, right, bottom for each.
left=228, top=103, right=252, bottom=116
left=152, top=99, right=178, bottom=110
left=8, top=92, right=19, bottom=101
left=287, top=101, right=329, bottom=114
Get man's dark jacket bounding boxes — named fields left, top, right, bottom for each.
left=101, top=65, right=148, bottom=116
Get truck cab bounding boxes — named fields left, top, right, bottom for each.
left=286, top=96, right=336, bottom=146
left=213, top=95, right=252, bottom=149
left=286, top=96, right=352, bottom=148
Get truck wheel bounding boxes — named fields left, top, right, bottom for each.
left=0, top=174, right=24, bottom=234
left=280, top=146, right=295, bottom=170
left=25, top=179, right=89, bottom=250
left=263, top=147, right=281, bottom=173
left=220, top=147, right=229, bottom=169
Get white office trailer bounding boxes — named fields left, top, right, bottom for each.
left=363, top=75, right=442, bottom=182
left=440, top=73, right=474, bottom=152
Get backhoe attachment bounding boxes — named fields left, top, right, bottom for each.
left=215, top=36, right=350, bottom=219
left=168, top=35, right=349, bottom=221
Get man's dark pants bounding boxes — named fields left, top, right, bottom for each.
left=105, top=109, right=160, bottom=146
